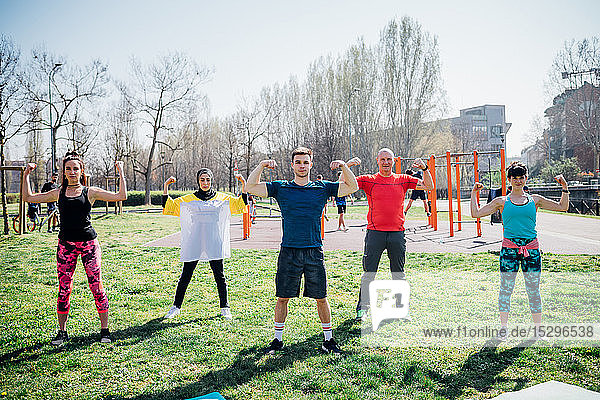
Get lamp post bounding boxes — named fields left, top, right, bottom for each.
left=48, top=63, right=62, bottom=174
left=160, top=150, right=166, bottom=185
left=347, top=87, right=360, bottom=159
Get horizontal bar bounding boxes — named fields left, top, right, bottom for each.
left=452, top=220, right=480, bottom=224
left=449, top=152, right=474, bottom=157
left=0, top=166, right=25, bottom=171
left=451, top=162, right=474, bottom=165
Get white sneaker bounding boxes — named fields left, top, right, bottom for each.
left=164, top=306, right=180, bottom=319
left=221, top=307, right=233, bottom=320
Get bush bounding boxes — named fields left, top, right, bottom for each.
left=539, top=157, right=582, bottom=182
left=93, top=190, right=192, bottom=208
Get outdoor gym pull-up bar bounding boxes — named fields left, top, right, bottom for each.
left=395, top=148, right=506, bottom=237
left=0, top=166, right=26, bottom=234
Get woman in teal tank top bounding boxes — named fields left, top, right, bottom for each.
left=470, top=161, right=570, bottom=341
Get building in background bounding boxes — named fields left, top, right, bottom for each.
left=448, top=104, right=512, bottom=153
left=544, top=82, right=599, bottom=174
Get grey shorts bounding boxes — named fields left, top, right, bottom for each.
left=276, top=246, right=327, bottom=299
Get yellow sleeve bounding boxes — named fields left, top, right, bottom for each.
left=162, top=194, right=197, bottom=217
left=229, top=195, right=247, bottom=215
left=215, top=192, right=247, bottom=215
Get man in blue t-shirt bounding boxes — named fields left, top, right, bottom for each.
left=246, top=146, right=360, bottom=356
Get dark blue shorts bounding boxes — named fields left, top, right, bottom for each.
left=410, top=190, right=426, bottom=200
left=276, top=246, right=327, bottom=299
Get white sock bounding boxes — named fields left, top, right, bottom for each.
left=322, top=322, right=333, bottom=341
left=274, top=322, right=284, bottom=341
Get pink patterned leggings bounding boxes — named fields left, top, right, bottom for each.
left=56, top=239, right=109, bottom=314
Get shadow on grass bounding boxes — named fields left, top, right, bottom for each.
left=105, top=318, right=361, bottom=400
left=0, top=317, right=202, bottom=368
left=425, top=338, right=536, bottom=399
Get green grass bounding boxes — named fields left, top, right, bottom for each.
left=1, top=213, right=599, bottom=399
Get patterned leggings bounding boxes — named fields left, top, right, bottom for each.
left=56, top=239, right=109, bottom=314
left=498, top=238, right=542, bottom=314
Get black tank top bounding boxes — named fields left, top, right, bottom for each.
left=58, top=187, right=97, bottom=242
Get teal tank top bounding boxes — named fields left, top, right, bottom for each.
left=501, top=194, right=537, bottom=239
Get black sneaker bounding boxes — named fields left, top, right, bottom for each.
left=100, top=328, right=112, bottom=344
left=264, top=338, right=283, bottom=355
left=51, top=330, right=68, bottom=346
left=321, top=338, right=342, bottom=355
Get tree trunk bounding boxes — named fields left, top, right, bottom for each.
left=594, top=148, right=599, bottom=179
left=144, top=126, right=159, bottom=205
left=1, top=141, right=9, bottom=235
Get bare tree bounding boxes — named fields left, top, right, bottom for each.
left=25, top=103, right=46, bottom=191
left=0, top=34, right=30, bottom=234
left=123, top=53, right=211, bottom=204
left=216, top=117, right=243, bottom=192
left=236, top=88, right=281, bottom=177
left=546, top=37, right=600, bottom=175
left=22, top=48, right=108, bottom=173
left=379, top=16, right=445, bottom=156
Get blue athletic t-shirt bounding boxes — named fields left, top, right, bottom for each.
left=267, top=180, right=339, bottom=248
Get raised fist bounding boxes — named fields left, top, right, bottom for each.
left=329, top=160, right=346, bottom=170
left=164, top=176, right=176, bottom=186
left=234, top=173, right=246, bottom=183
left=25, top=163, right=37, bottom=174
left=115, top=161, right=124, bottom=173
left=473, top=182, right=484, bottom=192
left=554, top=174, right=567, bottom=189
left=347, top=157, right=362, bottom=167
left=412, top=158, right=427, bottom=170
left=261, top=160, right=277, bottom=169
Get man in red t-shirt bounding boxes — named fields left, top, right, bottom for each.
left=355, top=148, right=433, bottom=321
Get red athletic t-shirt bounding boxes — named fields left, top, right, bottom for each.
left=357, top=173, right=419, bottom=231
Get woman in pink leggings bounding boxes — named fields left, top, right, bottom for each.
left=23, top=151, right=127, bottom=345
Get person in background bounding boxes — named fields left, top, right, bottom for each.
left=41, top=173, right=60, bottom=232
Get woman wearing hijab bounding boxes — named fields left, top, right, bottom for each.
left=161, top=168, right=246, bottom=320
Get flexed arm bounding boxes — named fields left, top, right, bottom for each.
left=534, top=174, right=569, bottom=211
left=470, top=182, right=503, bottom=218
left=245, top=160, right=277, bottom=198
left=89, top=161, right=128, bottom=202
left=22, top=163, right=59, bottom=203
left=412, top=158, right=434, bottom=190
left=331, top=157, right=360, bottom=197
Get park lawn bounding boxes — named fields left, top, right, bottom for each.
left=0, top=213, right=599, bottom=400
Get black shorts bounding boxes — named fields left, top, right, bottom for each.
left=410, top=190, right=426, bottom=200
left=337, top=204, right=346, bottom=214
left=276, top=246, right=327, bottom=299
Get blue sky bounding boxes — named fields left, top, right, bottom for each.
left=2, top=0, right=599, bottom=157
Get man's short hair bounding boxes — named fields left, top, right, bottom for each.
left=377, top=148, right=395, bottom=158
left=507, top=161, right=527, bottom=178
left=292, top=146, right=313, bottom=161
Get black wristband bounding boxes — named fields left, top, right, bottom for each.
left=422, top=165, right=428, bottom=171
